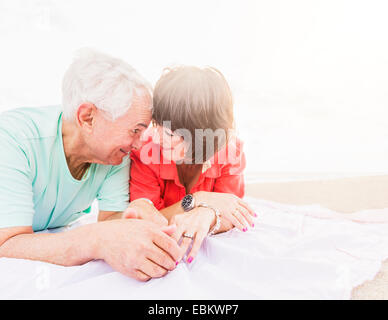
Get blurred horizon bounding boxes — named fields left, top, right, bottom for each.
left=1, top=0, right=388, bottom=181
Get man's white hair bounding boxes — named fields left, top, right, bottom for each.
left=62, top=48, right=152, bottom=121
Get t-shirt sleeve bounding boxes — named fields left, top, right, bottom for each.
left=96, top=157, right=130, bottom=212
left=213, top=138, right=246, bottom=198
left=0, top=131, right=35, bottom=228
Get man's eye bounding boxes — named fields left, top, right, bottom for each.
left=132, top=129, right=140, bottom=134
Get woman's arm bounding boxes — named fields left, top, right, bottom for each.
left=159, top=139, right=248, bottom=225
left=160, top=201, right=184, bottom=222
left=192, top=140, right=256, bottom=230
left=160, top=200, right=232, bottom=233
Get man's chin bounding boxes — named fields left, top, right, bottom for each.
left=110, top=155, right=128, bottom=166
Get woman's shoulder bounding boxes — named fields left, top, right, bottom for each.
left=226, top=136, right=244, bottom=154
left=213, top=137, right=244, bottom=163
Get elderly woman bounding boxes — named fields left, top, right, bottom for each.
left=0, top=50, right=182, bottom=282
left=129, top=66, right=256, bottom=264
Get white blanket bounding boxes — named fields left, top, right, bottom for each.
left=1, top=197, right=388, bottom=300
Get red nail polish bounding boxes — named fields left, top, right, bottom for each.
left=187, top=256, right=193, bottom=263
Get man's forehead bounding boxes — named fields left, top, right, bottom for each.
left=124, top=104, right=152, bottom=127
left=132, top=88, right=152, bottom=107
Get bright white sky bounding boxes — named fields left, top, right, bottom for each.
left=1, top=0, right=388, bottom=179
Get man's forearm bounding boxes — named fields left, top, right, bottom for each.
left=0, top=223, right=100, bottom=266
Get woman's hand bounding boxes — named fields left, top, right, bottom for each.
left=123, top=199, right=168, bottom=227
left=170, top=207, right=216, bottom=264
left=194, top=191, right=257, bottom=232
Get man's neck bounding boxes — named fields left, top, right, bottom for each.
left=62, top=119, right=92, bottom=179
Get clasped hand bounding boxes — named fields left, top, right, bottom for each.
left=121, top=195, right=256, bottom=276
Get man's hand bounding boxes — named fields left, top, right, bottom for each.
left=123, top=199, right=168, bottom=227
left=94, top=219, right=183, bottom=281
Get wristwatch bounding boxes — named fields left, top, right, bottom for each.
left=181, top=194, right=195, bottom=212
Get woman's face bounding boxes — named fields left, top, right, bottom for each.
left=149, top=122, right=188, bottom=163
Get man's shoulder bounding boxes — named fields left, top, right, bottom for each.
left=0, top=105, right=62, bottom=142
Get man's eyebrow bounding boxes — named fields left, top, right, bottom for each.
left=136, top=123, right=148, bottom=128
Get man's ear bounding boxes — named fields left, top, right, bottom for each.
left=76, top=103, right=96, bottom=131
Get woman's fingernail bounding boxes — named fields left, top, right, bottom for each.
left=252, top=223, right=255, bottom=227
left=243, top=228, right=247, bottom=232
left=187, top=256, right=193, bottom=263
left=254, top=213, right=258, bottom=217
left=176, top=261, right=179, bottom=266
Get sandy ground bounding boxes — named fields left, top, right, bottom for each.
left=245, top=175, right=388, bottom=300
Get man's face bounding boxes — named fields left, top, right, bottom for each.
left=87, top=91, right=152, bottom=165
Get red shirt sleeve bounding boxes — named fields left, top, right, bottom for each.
left=129, top=150, right=165, bottom=210
left=212, top=138, right=246, bottom=198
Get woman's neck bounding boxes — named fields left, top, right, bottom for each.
left=176, top=163, right=203, bottom=194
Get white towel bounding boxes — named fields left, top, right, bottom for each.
left=1, top=196, right=388, bottom=299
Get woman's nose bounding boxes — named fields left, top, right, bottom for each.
left=131, top=137, right=145, bottom=150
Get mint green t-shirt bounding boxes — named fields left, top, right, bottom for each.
left=0, top=106, right=130, bottom=231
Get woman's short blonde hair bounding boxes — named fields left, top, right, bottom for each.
left=152, top=66, right=234, bottom=163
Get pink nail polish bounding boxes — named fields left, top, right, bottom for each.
left=187, top=256, right=193, bottom=263
left=243, top=228, right=247, bottom=232
left=176, top=261, right=179, bottom=266
left=252, top=223, right=255, bottom=227
left=254, top=213, right=258, bottom=217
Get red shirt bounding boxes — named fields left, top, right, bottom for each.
left=129, top=138, right=246, bottom=210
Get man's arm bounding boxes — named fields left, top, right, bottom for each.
left=0, top=224, right=98, bottom=266
left=0, top=219, right=183, bottom=281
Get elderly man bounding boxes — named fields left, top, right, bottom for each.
left=0, top=49, right=182, bottom=281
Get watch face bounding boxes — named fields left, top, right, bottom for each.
left=182, top=194, right=194, bottom=211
